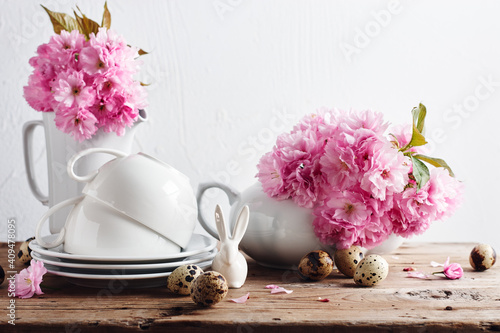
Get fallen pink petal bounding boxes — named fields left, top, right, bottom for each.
left=317, top=297, right=330, bottom=302
left=406, top=271, right=432, bottom=279
left=265, top=284, right=281, bottom=290
left=230, top=293, right=250, bottom=304
left=403, top=267, right=416, bottom=271
left=265, top=284, right=293, bottom=293
left=270, top=287, right=293, bottom=294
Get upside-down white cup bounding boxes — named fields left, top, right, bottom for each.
left=66, top=148, right=198, bottom=249
left=35, top=195, right=180, bottom=256
left=35, top=148, right=198, bottom=255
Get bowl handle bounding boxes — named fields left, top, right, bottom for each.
left=35, top=196, right=84, bottom=249
left=67, top=148, right=128, bottom=183
left=196, top=182, right=241, bottom=239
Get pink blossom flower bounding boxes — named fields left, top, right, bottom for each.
left=55, top=107, right=98, bottom=142
left=426, top=168, right=464, bottom=221
left=79, top=44, right=111, bottom=74
left=291, top=108, right=343, bottom=138
left=23, top=73, right=53, bottom=112
left=256, top=151, right=287, bottom=199
left=313, top=190, right=392, bottom=249
left=100, top=95, right=139, bottom=136
left=320, top=136, right=361, bottom=190
left=443, top=262, right=463, bottom=279
left=360, top=142, right=410, bottom=200
left=47, top=29, right=85, bottom=65
left=431, top=257, right=463, bottom=279
left=257, top=117, right=329, bottom=208
left=15, top=260, right=47, bottom=299
left=53, top=70, right=95, bottom=108
left=391, top=167, right=464, bottom=238
left=342, top=109, right=389, bottom=135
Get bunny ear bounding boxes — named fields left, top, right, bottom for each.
left=231, top=205, right=249, bottom=243
left=214, top=204, right=228, bottom=241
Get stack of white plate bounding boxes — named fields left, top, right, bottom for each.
left=29, top=234, right=217, bottom=288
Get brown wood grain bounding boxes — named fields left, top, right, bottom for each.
left=1, top=242, right=499, bottom=332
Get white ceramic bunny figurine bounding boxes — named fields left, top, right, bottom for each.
left=211, top=204, right=249, bottom=289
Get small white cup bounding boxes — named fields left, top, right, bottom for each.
left=36, top=196, right=181, bottom=256
left=67, top=148, right=198, bottom=249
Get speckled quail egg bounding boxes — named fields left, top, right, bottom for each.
left=0, top=265, right=4, bottom=285
left=354, top=254, right=389, bottom=287
left=190, top=271, right=228, bottom=306
left=168, top=264, right=204, bottom=295
left=470, top=244, right=496, bottom=271
left=298, top=250, right=334, bottom=281
left=334, top=246, right=364, bottom=278
left=17, top=237, right=35, bottom=265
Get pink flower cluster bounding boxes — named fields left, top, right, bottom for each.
left=256, top=109, right=464, bottom=249
left=24, top=28, right=147, bottom=141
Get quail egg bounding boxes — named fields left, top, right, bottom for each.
left=470, top=244, right=496, bottom=271
left=354, top=254, right=389, bottom=287
left=298, top=250, right=334, bottom=281
left=168, top=264, right=204, bottom=295
left=0, top=265, right=4, bottom=285
left=190, top=271, right=228, bottom=306
left=17, top=237, right=35, bottom=265
left=334, top=246, right=364, bottom=278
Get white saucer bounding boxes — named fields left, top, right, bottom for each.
left=43, top=260, right=213, bottom=278
left=32, top=249, right=217, bottom=270
left=30, top=233, right=217, bottom=263
left=44, top=261, right=213, bottom=289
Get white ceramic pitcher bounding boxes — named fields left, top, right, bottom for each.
left=23, top=110, right=147, bottom=234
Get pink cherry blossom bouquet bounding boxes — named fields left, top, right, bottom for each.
left=256, top=104, right=464, bottom=250
left=23, top=3, right=147, bottom=142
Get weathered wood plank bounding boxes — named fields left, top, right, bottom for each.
left=1, top=242, right=499, bottom=332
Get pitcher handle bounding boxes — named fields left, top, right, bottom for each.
left=67, top=148, right=128, bottom=183
left=23, top=120, right=49, bottom=205
left=35, top=196, right=84, bottom=248
left=196, top=182, right=241, bottom=239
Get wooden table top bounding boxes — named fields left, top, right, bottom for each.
left=1, top=242, right=499, bottom=332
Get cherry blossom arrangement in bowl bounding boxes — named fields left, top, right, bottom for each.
left=258, top=104, right=463, bottom=248
left=198, top=104, right=464, bottom=269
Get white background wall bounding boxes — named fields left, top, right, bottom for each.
left=1, top=0, right=499, bottom=252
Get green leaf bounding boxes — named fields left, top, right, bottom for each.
left=412, top=103, right=427, bottom=133
left=408, top=124, right=428, bottom=147
left=411, top=156, right=430, bottom=190
left=41, top=5, right=80, bottom=34
left=101, top=1, right=111, bottom=29
left=413, top=154, right=455, bottom=177
left=74, top=9, right=100, bottom=40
